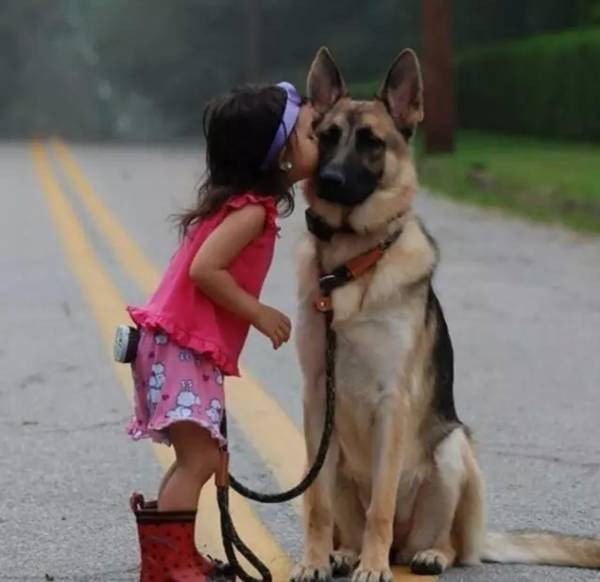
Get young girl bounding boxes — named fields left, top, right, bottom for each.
left=127, top=82, right=318, bottom=581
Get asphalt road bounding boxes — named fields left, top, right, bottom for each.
left=1, top=140, right=599, bottom=582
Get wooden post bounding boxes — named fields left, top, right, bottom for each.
left=423, top=0, right=455, bottom=153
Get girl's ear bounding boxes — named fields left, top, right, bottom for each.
left=277, top=145, right=294, bottom=172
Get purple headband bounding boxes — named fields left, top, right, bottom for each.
left=261, top=82, right=302, bottom=169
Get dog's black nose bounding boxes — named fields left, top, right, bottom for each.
left=319, top=166, right=345, bottom=188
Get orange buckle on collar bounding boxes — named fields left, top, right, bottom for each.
left=347, top=247, right=384, bottom=278
left=314, top=293, right=332, bottom=312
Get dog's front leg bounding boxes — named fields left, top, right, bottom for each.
left=291, top=374, right=339, bottom=582
left=353, top=394, right=406, bottom=582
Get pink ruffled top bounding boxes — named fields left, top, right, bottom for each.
left=127, top=192, right=279, bottom=376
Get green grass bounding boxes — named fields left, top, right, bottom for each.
left=416, top=131, right=600, bottom=234
left=454, top=28, right=600, bottom=141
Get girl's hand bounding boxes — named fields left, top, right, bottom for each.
left=252, top=304, right=291, bottom=349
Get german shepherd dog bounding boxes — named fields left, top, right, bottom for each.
left=292, top=47, right=600, bottom=581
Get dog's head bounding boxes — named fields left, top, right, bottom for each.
left=305, top=47, right=424, bottom=231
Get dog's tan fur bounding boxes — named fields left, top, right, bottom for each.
left=291, top=47, right=600, bottom=581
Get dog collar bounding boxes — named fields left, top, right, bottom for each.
left=305, top=208, right=355, bottom=241
left=314, top=224, right=404, bottom=312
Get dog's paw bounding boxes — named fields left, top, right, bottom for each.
left=290, top=562, right=332, bottom=582
left=351, top=564, right=393, bottom=582
left=330, top=549, right=359, bottom=577
left=410, top=549, right=448, bottom=575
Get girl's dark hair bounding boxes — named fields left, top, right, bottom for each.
left=177, top=84, right=297, bottom=236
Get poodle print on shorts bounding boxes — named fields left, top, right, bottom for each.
left=166, top=380, right=201, bottom=420
left=206, top=398, right=223, bottom=428
left=147, top=362, right=166, bottom=412
left=127, top=329, right=226, bottom=445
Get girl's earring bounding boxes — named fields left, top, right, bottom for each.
left=279, top=160, right=293, bottom=172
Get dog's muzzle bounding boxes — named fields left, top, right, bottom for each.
left=317, top=164, right=378, bottom=207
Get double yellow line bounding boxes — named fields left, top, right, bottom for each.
left=32, top=139, right=434, bottom=582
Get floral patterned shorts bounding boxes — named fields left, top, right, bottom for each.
left=127, top=329, right=225, bottom=446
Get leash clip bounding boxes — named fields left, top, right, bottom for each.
left=318, top=274, right=339, bottom=295
left=216, top=450, right=230, bottom=488
left=315, top=272, right=342, bottom=312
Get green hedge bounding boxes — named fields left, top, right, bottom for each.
left=350, top=29, right=600, bottom=141
left=456, top=28, right=600, bottom=141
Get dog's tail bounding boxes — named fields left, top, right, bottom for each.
left=482, top=531, right=600, bottom=569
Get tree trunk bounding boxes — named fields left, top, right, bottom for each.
left=423, top=0, right=455, bottom=153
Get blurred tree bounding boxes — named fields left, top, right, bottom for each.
left=87, top=0, right=246, bottom=136
left=577, top=0, right=600, bottom=24
left=0, top=1, right=60, bottom=129
left=262, top=0, right=420, bottom=87
left=86, top=0, right=423, bottom=135
left=0, top=0, right=115, bottom=137
left=0, top=0, right=592, bottom=140
left=454, top=0, right=581, bottom=49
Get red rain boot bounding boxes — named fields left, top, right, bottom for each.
left=130, top=492, right=235, bottom=582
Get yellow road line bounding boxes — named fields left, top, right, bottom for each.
left=52, top=138, right=436, bottom=582
left=33, top=140, right=291, bottom=580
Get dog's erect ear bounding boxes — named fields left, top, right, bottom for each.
left=307, top=47, right=349, bottom=115
left=378, top=49, right=424, bottom=134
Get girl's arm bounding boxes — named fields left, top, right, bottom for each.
left=189, top=205, right=291, bottom=349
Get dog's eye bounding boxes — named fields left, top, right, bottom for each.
left=356, top=127, right=385, bottom=150
left=319, top=125, right=341, bottom=147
